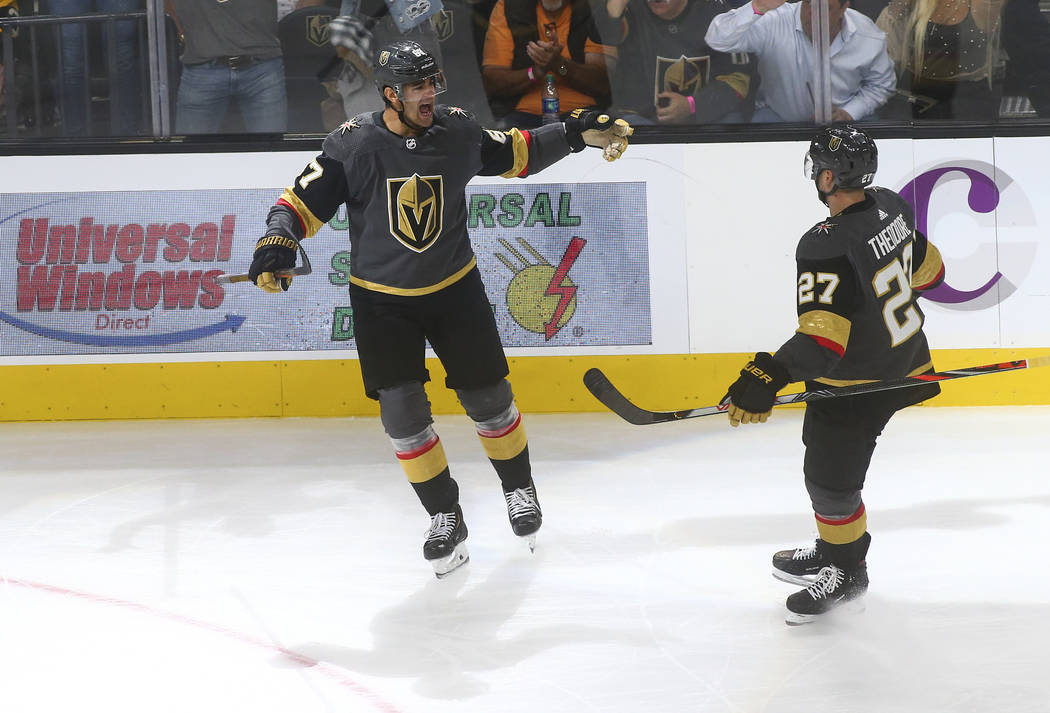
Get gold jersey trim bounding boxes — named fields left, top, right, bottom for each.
left=814, top=359, right=935, bottom=387
left=499, top=128, right=530, bottom=179
left=715, top=71, right=751, bottom=98
left=349, top=256, right=476, bottom=296
left=913, top=242, right=945, bottom=289
left=796, top=309, right=852, bottom=349
left=280, top=187, right=325, bottom=238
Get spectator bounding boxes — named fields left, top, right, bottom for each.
left=482, top=0, right=616, bottom=127
left=705, top=0, right=896, bottom=122
left=431, top=0, right=497, bottom=123
left=0, top=0, right=16, bottom=117
left=590, top=0, right=756, bottom=124
left=328, top=0, right=446, bottom=120
left=1001, top=0, right=1050, bottom=116
left=877, top=0, right=1005, bottom=120
left=50, top=0, right=143, bottom=136
left=165, top=0, right=288, bottom=134
left=333, top=0, right=493, bottom=120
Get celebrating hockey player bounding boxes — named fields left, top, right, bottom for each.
left=723, top=126, right=945, bottom=624
left=246, top=40, right=633, bottom=578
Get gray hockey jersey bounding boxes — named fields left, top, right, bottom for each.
left=272, top=106, right=528, bottom=295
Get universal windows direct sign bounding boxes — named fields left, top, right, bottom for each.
left=0, top=184, right=651, bottom=357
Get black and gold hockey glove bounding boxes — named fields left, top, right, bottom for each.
left=724, top=352, right=791, bottom=427
left=249, top=235, right=298, bottom=293
left=564, top=109, right=633, bottom=161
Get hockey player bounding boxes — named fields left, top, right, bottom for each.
left=247, top=40, right=632, bottom=578
left=723, top=126, right=945, bottom=624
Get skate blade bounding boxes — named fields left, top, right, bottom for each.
left=784, top=597, right=866, bottom=626
left=772, top=569, right=818, bottom=586
left=523, top=533, right=536, bottom=553
left=430, top=542, right=469, bottom=579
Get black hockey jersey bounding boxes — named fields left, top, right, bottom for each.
left=270, top=106, right=530, bottom=295
left=774, top=188, right=945, bottom=385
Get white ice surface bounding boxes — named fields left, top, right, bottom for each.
left=2, top=407, right=1048, bottom=712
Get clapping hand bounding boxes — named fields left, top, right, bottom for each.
left=526, top=39, right=563, bottom=75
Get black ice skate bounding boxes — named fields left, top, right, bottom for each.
left=423, top=504, right=469, bottom=578
left=784, top=563, right=868, bottom=625
left=772, top=541, right=826, bottom=585
left=503, top=480, right=542, bottom=552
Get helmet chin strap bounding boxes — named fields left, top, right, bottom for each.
left=814, top=175, right=839, bottom=207
left=390, top=94, right=428, bottom=135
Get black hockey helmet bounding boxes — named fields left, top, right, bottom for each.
left=804, top=125, right=878, bottom=190
left=373, top=40, right=446, bottom=100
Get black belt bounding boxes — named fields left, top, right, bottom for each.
left=204, top=56, right=261, bottom=70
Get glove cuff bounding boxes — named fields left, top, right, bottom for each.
left=255, top=234, right=299, bottom=253
left=563, top=122, right=587, bottom=153
left=746, top=352, right=791, bottom=392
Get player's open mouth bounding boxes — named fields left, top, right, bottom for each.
left=419, top=103, right=434, bottom=120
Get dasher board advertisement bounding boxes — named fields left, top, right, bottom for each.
left=0, top=183, right=650, bottom=356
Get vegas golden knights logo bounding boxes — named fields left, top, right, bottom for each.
left=829, top=136, right=842, bottom=151
left=654, top=55, right=710, bottom=103
left=387, top=174, right=444, bottom=251
left=307, top=15, right=331, bottom=47
left=431, top=9, right=453, bottom=42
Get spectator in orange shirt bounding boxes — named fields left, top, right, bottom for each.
left=482, top=0, right=615, bottom=127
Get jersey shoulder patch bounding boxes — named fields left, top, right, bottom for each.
left=797, top=220, right=849, bottom=262
left=808, top=220, right=839, bottom=237
left=322, top=112, right=376, bottom=160
left=439, top=105, right=476, bottom=121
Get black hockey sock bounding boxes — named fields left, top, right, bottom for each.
left=817, top=531, right=871, bottom=569
left=410, top=468, right=460, bottom=516
left=491, top=446, right=532, bottom=492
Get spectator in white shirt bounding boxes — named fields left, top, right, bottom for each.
left=705, top=0, right=896, bottom=122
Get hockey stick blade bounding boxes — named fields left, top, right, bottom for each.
left=583, top=368, right=730, bottom=424
left=584, top=356, right=1050, bottom=426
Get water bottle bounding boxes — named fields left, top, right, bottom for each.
left=541, top=73, right=560, bottom=124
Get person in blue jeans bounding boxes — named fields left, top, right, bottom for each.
left=165, top=0, right=287, bottom=134
left=50, top=0, right=143, bottom=136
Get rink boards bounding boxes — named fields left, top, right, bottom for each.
left=1, top=139, right=1048, bottom=420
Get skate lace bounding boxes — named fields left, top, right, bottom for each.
left=805, top=565, right=845, bottom=600
left=792, top=543, right=818, bottom=560
left=504, top=487, right=537, bottom=519
left=424, top=511, right=456, bottom=543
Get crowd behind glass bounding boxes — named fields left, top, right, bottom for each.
left=0, top=0, right=1047, bottom=139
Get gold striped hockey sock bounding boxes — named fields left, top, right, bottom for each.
left=477, top=411, right=531, bottom=491
left=396, top=432, right=458, bottom=516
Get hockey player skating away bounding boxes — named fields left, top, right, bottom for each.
left=723, top=126, right=945, bottom=624
left=246, top=40, right=633, bottom=578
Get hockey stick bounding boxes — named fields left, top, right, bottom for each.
left=583, top=356, right=1050, bottom=426
left=215, top=244, right=313, bottom=285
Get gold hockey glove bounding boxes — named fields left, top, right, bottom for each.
left=564, top=109, right=634, bottom=161
left=249, top=235, right=298, bottom=293
left=724, top=352, right=791, bottom=427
